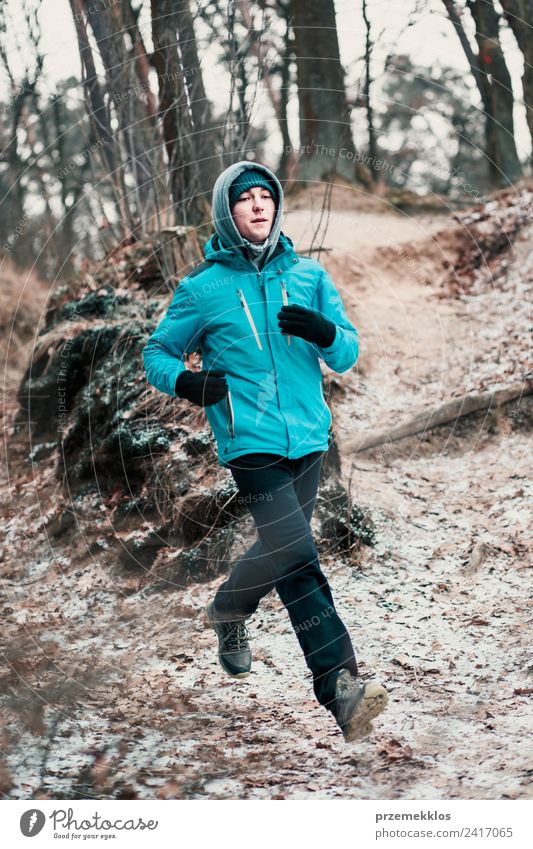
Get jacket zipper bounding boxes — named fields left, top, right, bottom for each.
left=222, top=250, right=297, bottom=455
left=257, top=271, right=291, bottom=450
left=226, top=388, right=235, bottom=438
left=320, top=378, right=333, bottom=431
left=280, top=280, right=291, bottom=345
left=237, top=288, right=263, bottom=350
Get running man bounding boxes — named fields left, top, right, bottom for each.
left=143, top=160, right=389, bottom=741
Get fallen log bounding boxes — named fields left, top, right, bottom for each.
left=347, top=378, right=533, bottom=453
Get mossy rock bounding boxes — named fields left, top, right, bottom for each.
left=178, top=478, right=244, bottom=545
left=183, top=430, right=215, bottom=457
left=160, top=526, right=236, bottom=585
left=17, top=325, right=124, bottom=435
left=118, top=527, right=170, bottom=570
left=44, top=286, right=132, bottom=331
left=316, top=482, right=376, bottom=555
left=99, top=422, right=170, bottom=461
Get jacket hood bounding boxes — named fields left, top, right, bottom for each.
left=210, top=160, right=284, bottom=268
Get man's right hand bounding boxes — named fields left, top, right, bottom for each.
left=175, top=370, right=228, bottom=407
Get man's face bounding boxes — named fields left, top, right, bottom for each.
left=230, top=185, right=276, bottom=244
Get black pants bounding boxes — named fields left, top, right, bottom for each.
left=213, top=451, right=358, bottom=712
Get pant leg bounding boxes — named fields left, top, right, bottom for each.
left=214, top=451, right=358, bottom=711
left=213, top=454, right=284, bottom=619
left=215, top=452, right=321, bottom=615
left=273, top=452, right=358, bottom=711
left=213, top=454, right=313, bottom=619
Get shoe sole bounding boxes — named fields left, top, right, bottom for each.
left=342, top=682, right=389, bottom=742
left=204, top=603, right=251, bottom=679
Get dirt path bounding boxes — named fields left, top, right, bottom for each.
left=1, top=206, right=531, bottom=800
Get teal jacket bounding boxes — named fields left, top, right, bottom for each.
left=143, top=158, right=358, bottom=467
left=142, top=231, right=359, bottom=467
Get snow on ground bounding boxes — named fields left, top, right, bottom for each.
left=0, top=202, right=531, bottom=800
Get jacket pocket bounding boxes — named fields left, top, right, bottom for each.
left=280, top=280, right=291, bottom=345
left=237, top=288, right=262, bottom=350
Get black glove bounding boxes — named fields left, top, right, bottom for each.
left=277, top=304, right=336, bottom=348
left=175, top=369, right=227, bottom=407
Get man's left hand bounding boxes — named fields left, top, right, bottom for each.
left=277, top=304, right=336, bottom=348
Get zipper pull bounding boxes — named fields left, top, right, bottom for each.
left=280, top=280, right=291, bottom=345
left=237, top=288, right=263, bottom=350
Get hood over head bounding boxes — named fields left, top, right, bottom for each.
left=210, top=160, right=284, bottom=269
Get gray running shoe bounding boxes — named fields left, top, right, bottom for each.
left=334, top=668, right=389, bottom=741
left=205, top=601, right=252, bottom=678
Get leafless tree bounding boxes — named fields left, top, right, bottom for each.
left=441, top=0, right=522, bottom=186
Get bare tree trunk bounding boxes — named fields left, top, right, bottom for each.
left=122, top=1, right=159, bottom=120
left=237, top=0, right=295, bottom=179
left=150, top=0, right=208, bottom=227
left=290, top=0, right=357, bottom=183
left=278, top=9, right=297, bottom=181
left=441, top=0, right=487, bottom=96
left=68, top=0, right=124, bottom=230
left=361, top=0, right=377, bottom=179
left=468, top=0, right=522, bottom=184
left=69, top=0, right=114, bottom=163
left=443, top=0, right=522, bottom=186
left=81, top=0, right=164, bottom=233
left=0, top=5, right=42, bottom=266
left=174, top=0, right=220, bottom=199
left=347, top=380, right=533, bottom=453
left=1, top=93, right=31, bottom=266
left=499, top=0, right=533, bottom=167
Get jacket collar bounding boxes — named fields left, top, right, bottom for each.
left=204, top=231, right=299, bottom=273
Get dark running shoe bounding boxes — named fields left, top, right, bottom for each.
left=333, top=668, right=389, bottom=741
left=205, top=601, right=252, bottom=678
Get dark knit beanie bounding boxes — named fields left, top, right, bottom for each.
left=228, top=168, right=277, bottom=210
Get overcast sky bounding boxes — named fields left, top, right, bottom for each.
left=1, top=0, right=530, bottom=163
